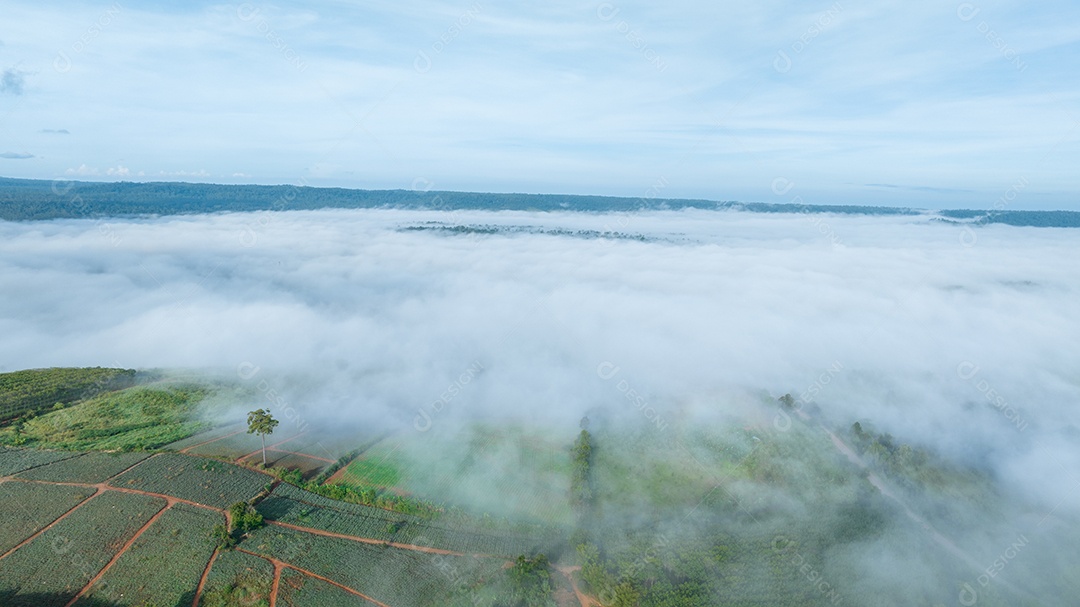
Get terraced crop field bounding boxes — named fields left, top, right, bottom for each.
left=109, top=453, right=270, bottom=509
left=0, top=490, right=166, bottom=607
left=0, top=482, right=96, bottom=554
left=73, top=503, right=222, bottom=607
left=13, top=451, right=150, bottom=484
left=197, top=549, right=274, bottom=607
left=244, top=524, right=505, bottom=607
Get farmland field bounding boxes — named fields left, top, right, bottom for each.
left=0, top=490, right=166, bottom=607
left=163, top=424, right=246, bottom=451
left=198, top=549, right=274, bottom=607
left=73, top=503, right=222, bottom=607
left=258, top=488, right=560, bottom=556
left=244, top=524, right=506, bottom=607
left=0, top=448, right=82, bottom=476
left=14, top=451, right=150, bottom=483
left=336, top=424, right=576, bottom=527
left=108, top=453, right=270, bottom=509
left=277, top=568, right=372, bottom=606
left=0, top=482, right=96, bottom=554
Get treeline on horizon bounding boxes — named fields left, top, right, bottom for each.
left=0, top=176, right=1077, bottom=228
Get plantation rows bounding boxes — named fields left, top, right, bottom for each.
left=244, top=524, right=502, bottom=607
left=73, top=503, right=222, bottom=607
left=162, top=423, right=244, bottom=451
left=0, top=448, right=81, bottom=476
left=0, top=491, right=166, bottom=607
left=109, top=453, right=269, bottom=509
left=14, top=451, right=150, bottom=484
left=0, top=482, right=95, bottom=554
left=259, top=493, right=555, bottom=557
left=0, top=367, right=134, bottom=422
left=197, top=549, right=274, bottom=607
left=277, top=568, right=368, bottom=606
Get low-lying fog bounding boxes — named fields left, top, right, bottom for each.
left=1, top=208, right=1077, bottom=518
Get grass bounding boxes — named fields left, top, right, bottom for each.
left=0, top=384, right=212, bottom=451
left=0, top=367, right=135, bottom=422
left=342, top=457, right=401, bottom=487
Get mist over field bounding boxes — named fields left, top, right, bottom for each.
left=1, top=208, right=1077, bottom=497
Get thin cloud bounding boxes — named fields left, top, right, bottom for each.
left=0, top=152, right=33, bottom=159
left=40, top=129, right=70, bottom=135
left=0, top=68, right=26, bottom=95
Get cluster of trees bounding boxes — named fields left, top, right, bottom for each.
left=508, top=554, right=557, bottom=607
left=849, top=422, right=933, bottom=490
left=6, top=177, right=1053, bottom=224
left=570, top=421, right=593, bottom=511
left=213, top=501, right=265, bottom=549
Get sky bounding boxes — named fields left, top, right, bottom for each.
left=0, top=1, right=1078, bottom=209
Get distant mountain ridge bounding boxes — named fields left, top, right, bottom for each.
left=1, top=176, right=1077, bottom=227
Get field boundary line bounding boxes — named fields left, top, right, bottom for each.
left=269, top=559, right=283, bottom=607
left=180, top=428, right=245, bottom=454
left=236, top=549, right=389, bottom=607
left=0, top=486, right=103, bottom=561
left=267, top=520, right=499, bottom=558
left=190, top=546, right=220, bottom=607
left=237, top=431, right=309, bottom=464
left=102, top=452, right=159, bottom=482
left=64, top=501, right=174, bottom=607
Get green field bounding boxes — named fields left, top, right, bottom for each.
left=0, top=491, right=166, bottom=607
left=109, top=453, right=270, bottom=509
left=14, top=451, right=150, bottom=483
left=0, top=482, right=96, bottom=554
left=0, top=367, right=135, bottom=422
left=276, top=568, right=367, bottom=607
left=0, top=384, right=212, bottom=451
left=336, top=425, right=577, bottom=527
left=197, top=549, right=274, bottom=607
left=73, top=503, right=222, bottom=607
left=0, top=368, right=1075, bottom=606
left=244, top=524, right=506, bottom=607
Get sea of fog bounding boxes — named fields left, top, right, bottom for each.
left=1, top=207, right=1078, bottom=516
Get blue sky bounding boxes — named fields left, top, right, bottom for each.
left=0, top=0, right=1078, bottom=208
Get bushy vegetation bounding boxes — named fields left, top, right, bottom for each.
left=570, top=429, right=593, bottom=511
left=0, top=367, right=135, bottom=423
left=198, top=550, right=273, bottom=607
left=508, top=554, right=557, bottom=607
left=0, top=385, right=211, bottom=451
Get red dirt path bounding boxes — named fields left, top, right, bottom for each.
left=64, top=502, right=173, bottom=607
left=237, top=549, right=390, bottom=607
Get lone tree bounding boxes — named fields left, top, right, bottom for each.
left=246, top=408, right=279, bottom=466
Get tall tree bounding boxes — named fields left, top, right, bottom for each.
left=246, top=408, right=279, bottom=466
